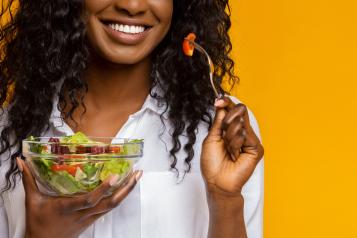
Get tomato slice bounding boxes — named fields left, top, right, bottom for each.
left=183, top=33, right=196, bottom=56
left=51, top=164, right=82, bottom=176
left=107, top=145, right=121, bottom=154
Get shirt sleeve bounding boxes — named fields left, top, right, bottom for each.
left=0, top=165, right=10, bottom=238
left=0, top=112, right=10, bottom=238
left=0, top=159, right=10, bottom=238
left=229, top=96, right=264, bottom=238
left=0, top=202, right=9, bottom=238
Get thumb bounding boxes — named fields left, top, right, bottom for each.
left=17, top=157, right=40, bottom=196
left=208, top=98, right=230, bottom=138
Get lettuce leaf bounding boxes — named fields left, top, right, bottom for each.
left=33, top=158, right=54, bottom=180
left=49, top=171, right=85, bottom=195
left=99, top=159, right=131, bottom=181
left=60, top=132, right=94, bottom=144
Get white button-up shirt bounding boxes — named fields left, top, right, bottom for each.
left=0, top=93, right=264, bottom=238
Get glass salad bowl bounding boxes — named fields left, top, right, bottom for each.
left=22, top=132, right=143, bottom=197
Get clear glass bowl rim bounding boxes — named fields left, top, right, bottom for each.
left=22, top=136, right=144, bottom=159
left=23, top=136, right=144, bottom=145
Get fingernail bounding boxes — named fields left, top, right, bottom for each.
left=109, top=174, right=119, bottom=187
left=214, top=98, right=224, bottom=107
left=16, top=157, right=23, bottom=172
left=135, top=170, right=143, bottom=182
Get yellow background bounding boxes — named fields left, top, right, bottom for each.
left=229, top=0, right=357, bottom=237
left=2, top=0, right=357, bottom=237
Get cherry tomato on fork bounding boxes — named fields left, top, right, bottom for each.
left=182, top=33, right=196, bottom=56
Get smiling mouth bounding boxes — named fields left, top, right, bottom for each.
left=100, top=19, right=154, bottom=45
left=102, top=21, right=152, bottom=35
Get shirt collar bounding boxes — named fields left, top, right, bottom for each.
left=49, top=85, right=168, bottom=128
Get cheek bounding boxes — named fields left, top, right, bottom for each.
left=86, top=16, right=101, bottom=46
left=151, top=0, right=174, bottom=29
left=84, top=0, right=109, bottom=43
left=84, top=0, right=111, bottom=13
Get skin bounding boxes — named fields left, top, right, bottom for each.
left=18, top=0, right=264, bottom=237
left=65, top=0, right=173, bottom=137
left=202, top=98, right=264, bottom=238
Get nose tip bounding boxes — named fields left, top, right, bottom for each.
left=114, top=0, right=147, bottom=16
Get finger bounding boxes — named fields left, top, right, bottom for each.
left=221, top=103, right=262, bottom=155
left=221, top=102, right=263, bottom=160
left=111, top=170, right=142, bottom=201
left=223, top=116, right=244, bottom=159
left=223, top=116, right=244, bottom=143
left=62, top=174, right=121, bottom=212
left=208, top=107, right=227, bottom=138
left=78, top=171, right=140, bottom=221
left=78, top=170, right=142, bottom=219
left=228, top=132, right=246, bottom=160
left=238, top=107, right=263, bottom=153
left=241, top=141, right=265, bottom=162
left=17, top=157, right=40, bottom=196
left=214, top=97, right=232, bottom=109
left=209, top=97, right=235, bottom=137
left=221, top=104, right=246, bottom=131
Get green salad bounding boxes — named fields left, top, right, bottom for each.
left=26, top=132, right=143, bottom=195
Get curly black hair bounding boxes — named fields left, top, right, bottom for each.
left=0, top=0, right=238, bottom=193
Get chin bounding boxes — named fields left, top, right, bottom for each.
left=103, top=48, right=151, bottom=65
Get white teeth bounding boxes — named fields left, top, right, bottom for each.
left=119, top=24, right=124, bottom=32
left=130, top=25, right=135, bottom=33
left=124, top=25, right=130, bottom=33
left=109, top=23, right=146, bottom=34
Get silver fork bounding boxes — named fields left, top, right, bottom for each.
left=187, top=40, right=225, bottom=99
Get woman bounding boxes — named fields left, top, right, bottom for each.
left=0, top=0, right=264, bottom=237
